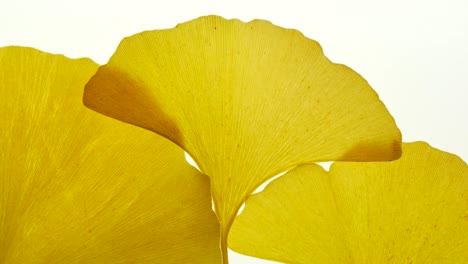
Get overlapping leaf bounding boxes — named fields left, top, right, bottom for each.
left=230, top=142, right=467, bottom=263
left=0, top=46, right=221, bottom=264
left=83, top=16, right=402, bottom=258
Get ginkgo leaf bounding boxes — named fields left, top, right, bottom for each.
left=0, top=46, right=221, bottom=264
left=83, top=15, right=402, bottom=260
left=229, top=142, right=467, bottom=264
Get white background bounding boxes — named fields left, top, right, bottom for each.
left=1, top=0, right=466, bottom=263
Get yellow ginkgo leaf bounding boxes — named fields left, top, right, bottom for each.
left=0, top=46, right=221, bottom=264
left=83, top=15, right=401, bottom=259
left=229, top=142, right=467, bottom=264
